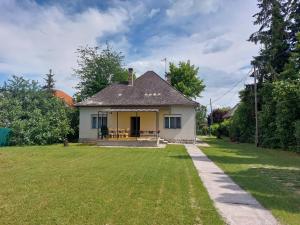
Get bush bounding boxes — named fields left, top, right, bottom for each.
left=0, top=76, right=73, bottom=145
left=197, top=125, right=209, bottom=135
left=294, top=120, right=300, bottom=152
left=211, top=119, right=231, bottom=138
left=229, top=102, right=255, bottom=143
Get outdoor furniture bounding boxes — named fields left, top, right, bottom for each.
left=109, top=129, right=116, bottom=138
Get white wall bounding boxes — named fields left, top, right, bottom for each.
left=159, top=106, right=196, bottom=142
left=79, top=106, right=196, bottom=142
left=79, top=107, right=102, bottom=140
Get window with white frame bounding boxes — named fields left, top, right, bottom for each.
left=91, top=114, right=107, bottom=129
left=164, top=115, right=181, bottom=129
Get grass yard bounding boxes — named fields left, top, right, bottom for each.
left=0, top=144, right=223, bottom=225
left=200, top=137, right=300, bottom=225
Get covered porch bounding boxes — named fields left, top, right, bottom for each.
left=96, top=108, right=160, bottom=146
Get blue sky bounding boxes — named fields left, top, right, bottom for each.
left=0, top=0, right=259, bottom=107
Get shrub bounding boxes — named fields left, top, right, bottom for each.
left=211, top=119, right=231, bottom=138
left=0, top=76, right=73, bottom=145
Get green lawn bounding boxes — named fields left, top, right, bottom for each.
left=200, top=137, right=300, bottom=225
left=0, top=144, right=223, bottom=225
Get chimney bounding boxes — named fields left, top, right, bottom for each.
left=165, top=72, right=171, bottom=84
left=128, top=68, right=133, bottom=86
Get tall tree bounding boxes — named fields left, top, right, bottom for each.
left=281, top=32, right=300, bottom=80
left=74, top=44, right=128, bottom=100
left=43, top=69, right=55, bottom=90
left=286, top=0, right=300, bottom=49
left=249, top=0, right=289, bottom=81
left=168, top=61, right=205, bottom=99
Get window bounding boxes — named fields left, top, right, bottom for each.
left=91, top=114, right=107, bottom=129
left=91, top=116, right=97, bottom=129
left=164, top=116, right=181, bottom=129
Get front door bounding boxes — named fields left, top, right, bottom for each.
left=130, top=117, right=140, bottom=137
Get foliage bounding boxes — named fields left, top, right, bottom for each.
left=273, top=80, right=300, bottom=150
left=43, top=69, right=55, bottom=90
left=286, top=0, right=300, bottom=49
left=259, top=83, right=279, bottom=148
left=169, top=60, right=205, bottom=99
left=196, top=105, right=207, bottom=135
left=231, top=0, right=300, bottom=151
left=211, top=119, right=231, bottom=138
left=280, top=32, right=300, bottom=80
left=0, top=76, right=73, bottom=145
left=209, top=107, right=230, bottom=124
left=295, top=120, right=300, bottom=152
left=67, top=108, right=79, bottom=142
left=229, top=87, right=255, bottom=143
left=74, top=44, right=129, bottom=100
left=249, top=0, right=290, bottom=82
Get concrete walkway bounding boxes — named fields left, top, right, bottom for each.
left=185, top=144, right=279, bottom=225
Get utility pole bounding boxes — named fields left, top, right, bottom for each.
left=254, top=66, right=259, bottom=147
left=209, top=98, right=213, bottom=136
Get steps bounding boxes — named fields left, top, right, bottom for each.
left=159, top=138, right=169, bottom=144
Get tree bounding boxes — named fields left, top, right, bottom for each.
left=286, top=0, right=300, bottom=49
left=249, top=0, right=289, bottom=82
left=74, top=44, right=128, bottom=100
left=0, top=76, right=73, bottom=145
left=196, top=105, right=207, bottom=135
left=280, top=32, right=300, bottom=80
left=273, top=80, right=300, bottom=150
left=229, top=87, right=256, bottom=143
left=209, top=107, right=230, bottom=124
left=169, top=61, right=205, bottom=99
left=43, top=69, right=55, bottom=90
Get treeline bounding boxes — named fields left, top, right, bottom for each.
left=222, top=0, right=300, bottom=151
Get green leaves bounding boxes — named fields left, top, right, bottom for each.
left=74, top=44, right=128, bottom=100
left=169, top=61, right=205, bottom=99
left=0, top=76, right=73, bottom=145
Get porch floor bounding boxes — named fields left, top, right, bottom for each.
left=97, top=137, right=158, bottom=147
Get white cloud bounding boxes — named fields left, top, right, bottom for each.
left=0, top=0, right=129, bottom=94
left=128, top=0, right=259, bottom=107
left=166, top=0, right=222, bottom=18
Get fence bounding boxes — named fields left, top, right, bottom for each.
left=0, top=128, right=11, bottom=146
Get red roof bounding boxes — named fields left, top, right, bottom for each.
left=52, top=90, right=74, bottom=107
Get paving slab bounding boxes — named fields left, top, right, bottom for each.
left=185, top=144, right=279, bottom=225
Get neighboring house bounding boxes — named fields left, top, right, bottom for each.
left=52, top=89, right=74, bottom=107
left=222, top=104, right=239, bottom=120
left=75, top=69, right=199, bottom=146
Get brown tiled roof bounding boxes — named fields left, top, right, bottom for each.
left=76, top=71, right=199, bottom=107
left=53, top=89, right=74, bottom=107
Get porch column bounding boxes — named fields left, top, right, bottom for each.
left=156, top=111, right=159, bottom=140
left=136, top=111, right=138, bottom=141
left=117, top=111, right=119, bottom=140
left=97, top=111, right=100, bottom=139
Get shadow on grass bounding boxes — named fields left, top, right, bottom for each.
left=219, top=167, right=300, bottom=214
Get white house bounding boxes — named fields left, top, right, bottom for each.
left=75, top=69, right=199, bottom=146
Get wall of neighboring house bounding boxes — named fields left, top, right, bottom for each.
left=78, top=106, right=196, bottom=143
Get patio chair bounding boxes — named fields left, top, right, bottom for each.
left=119, top=129, right=125, bottom=138
left=124, top=128, right=129, bottom=138
left=109, top=129, right=116, bottom=139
